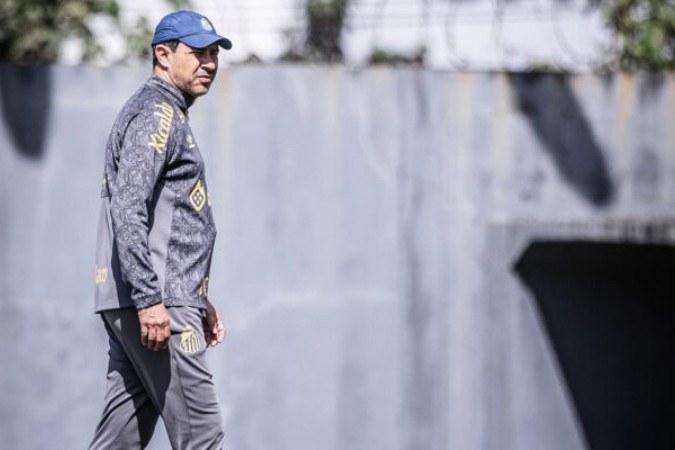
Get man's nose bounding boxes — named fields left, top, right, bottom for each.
left=202, top=55, right=217, bottom=70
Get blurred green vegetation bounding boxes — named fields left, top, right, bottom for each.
left=281, top=0, right=349, bottom=63
left=305, top=0, right=349, bottom=62
left=602, top=0, right=675, bottom=70
left=0, top=0, right=673, bottom=70
left=0, top=0, right=192, bottom=63
left=368, top=47, right=426, bottom=66
left=0, top=0, right=118, bottom=62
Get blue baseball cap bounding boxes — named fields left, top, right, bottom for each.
left=152, top=10, right=232, bottom=50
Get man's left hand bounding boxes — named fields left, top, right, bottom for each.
left=203, top=299, right=226, bottom=347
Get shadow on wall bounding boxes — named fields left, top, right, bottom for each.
left=515, top=241, right=675, bottom=450
left=637, top=72, right=666, bottom=104
left=0, top=64, right=52, bottom=159
left=509, top=74, right=613, bottom=207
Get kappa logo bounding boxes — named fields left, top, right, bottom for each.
left=148, top=102, right=174, bottom=154
left=95, top=267, right=108, bottom=285
left=189, top=180, right=207, bottom=211
left=180, top=326, right=201, bottom=354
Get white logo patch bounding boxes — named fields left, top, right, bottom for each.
left=201, top=17, right=213, bottom=31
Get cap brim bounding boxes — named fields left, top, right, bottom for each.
left=180, top=34, right=232, bottom=50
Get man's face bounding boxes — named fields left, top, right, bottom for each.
left=161, top=42, right=219, bottom=97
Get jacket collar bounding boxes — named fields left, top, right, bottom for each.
left=148, top=76, right=195, bottom=112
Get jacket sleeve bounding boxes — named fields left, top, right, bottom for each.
left=110, top=104, right=174, bottom=309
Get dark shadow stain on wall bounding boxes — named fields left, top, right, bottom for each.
left=509, top=73, right=613, bottom=206
left=515, top=241, right=675, bottom=450
left=638, top=72, right=665, bottom=105
left=0, top=64, right=52, bottom=159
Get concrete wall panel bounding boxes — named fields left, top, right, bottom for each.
left=1, top=66, right=673, bottom=449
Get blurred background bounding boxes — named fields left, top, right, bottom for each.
left=0, top=1, right=674, bottom=449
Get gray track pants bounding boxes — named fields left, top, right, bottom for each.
left=89, top=307, right=224, bottom=450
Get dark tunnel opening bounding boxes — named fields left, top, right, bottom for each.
left=514, top=241, right=674, bottom=450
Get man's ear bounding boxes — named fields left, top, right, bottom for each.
left=154, top=44, right=172, bottom=69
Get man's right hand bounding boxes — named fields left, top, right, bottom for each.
left=138, top=302, right=171, bottom=351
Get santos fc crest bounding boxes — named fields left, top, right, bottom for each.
left=189, top=180, right=207, bottom=212
left=180, top=326, right=201, bottom=354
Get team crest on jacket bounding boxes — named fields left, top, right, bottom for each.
left=190, top=180, right=206, bottom=211
left=180, top=326, right=201, bottom=354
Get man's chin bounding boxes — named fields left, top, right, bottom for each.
left=188, top=85, right=210, bottom=97
left=195, top=78, right=214, bottom=94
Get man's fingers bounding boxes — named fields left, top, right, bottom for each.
left=152, top=330, right=162, bottom=351
left=147, top=327, right=160, bottom=350
left=204, top=315, right=224, bottom=347
left=207, top=327, right=218, bottom=347
left=138, top=303, right=171, bottom=350
left=149, top=324, right=170, bottom=351
left=140, top=324, right=149, bottom=347
left=158, top=326, right=171, bottom=350
left=215, top=313, right=225, bottom=342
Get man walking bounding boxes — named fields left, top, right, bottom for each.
left=89, top=10, right=231, bottom=449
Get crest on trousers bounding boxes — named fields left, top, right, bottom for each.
left=180, top=326, right=201, bottom=354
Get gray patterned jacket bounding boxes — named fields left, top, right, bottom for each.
left=94, top=76, right=216, bottom=312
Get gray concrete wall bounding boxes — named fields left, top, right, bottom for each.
left=1, top=66, right=673, bottom=449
